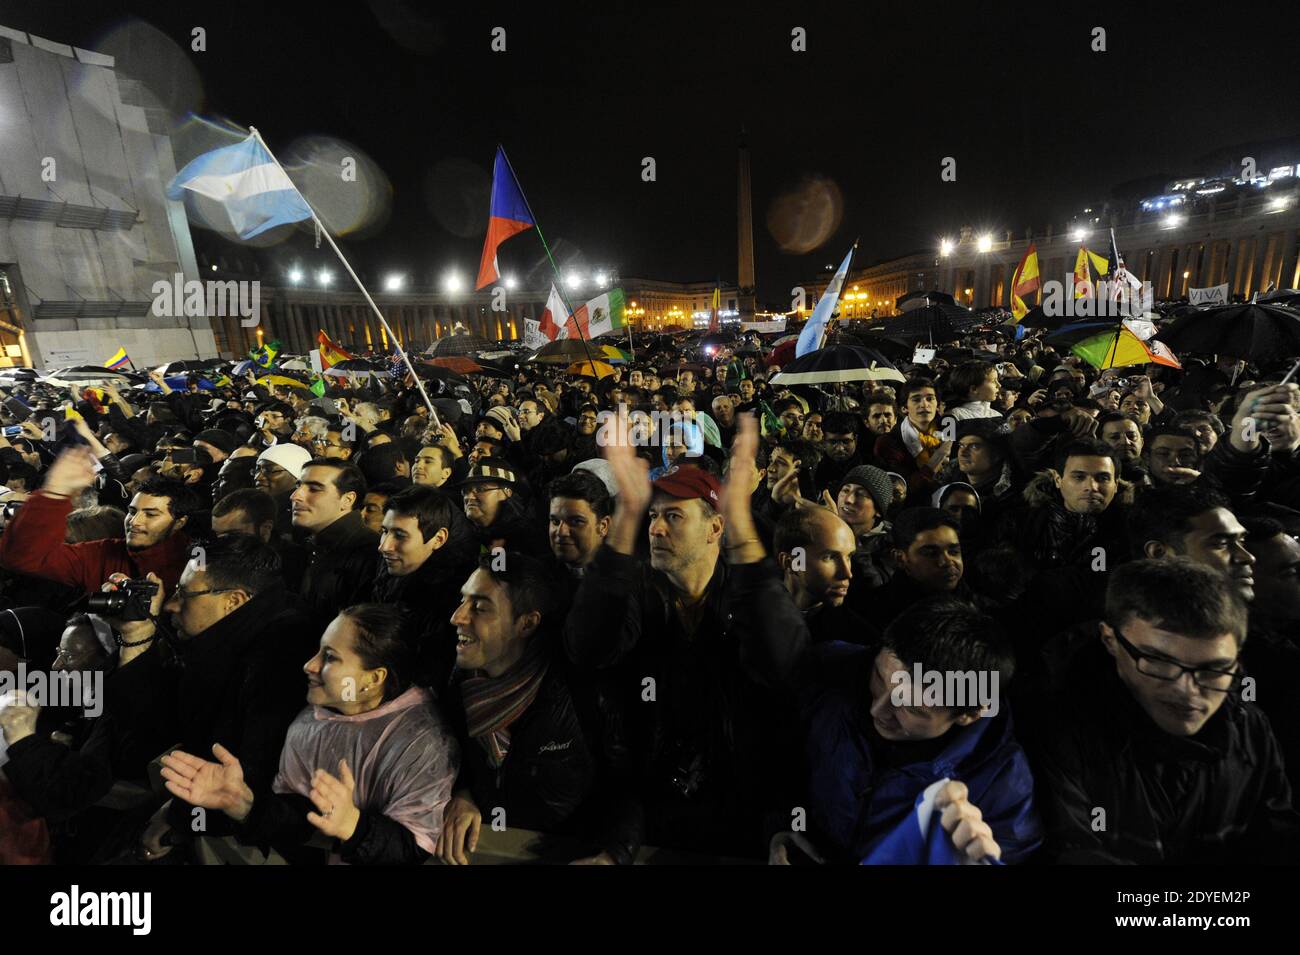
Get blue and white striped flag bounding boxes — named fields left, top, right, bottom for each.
left=166, top=134, right=313, bottom=239
left=796, top=244, right=854, bottom=358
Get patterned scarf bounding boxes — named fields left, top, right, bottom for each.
left=900, top=417, right=943, bottom=467
left=460, top=640, right=549, bottom=769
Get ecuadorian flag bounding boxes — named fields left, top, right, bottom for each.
left=105, top=348, right=130, bottom=370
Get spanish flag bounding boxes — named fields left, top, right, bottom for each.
left=1074, top=245, right=1112, bottom=298
left=1010, top=243, right=1041, bottom=322
left=1073, top=247, right=1093, bottom=299
left=317, top=330, right=352, bottom=368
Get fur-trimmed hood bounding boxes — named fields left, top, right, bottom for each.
left=1021, top=469, right=1136, bottom=509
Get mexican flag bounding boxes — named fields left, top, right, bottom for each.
left=561, top=289, right=626, bottom=339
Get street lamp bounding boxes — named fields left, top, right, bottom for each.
left=939, top=238, right=953, bottom=257
left=1071, top=229, right=1088, bottom=243
left=317, top=269, right=333, bottom=286
left=504, top=275, right=518, bottom=289
left=977, top=234, right=993, bottom=254
left=384, top=274, right=405, bottom=292
left=443, top=272, right=463, bottom=293
left=288, top=269, right=303, bottom=284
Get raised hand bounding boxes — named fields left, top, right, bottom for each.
left=42, top=446, right=98, bottom=498
left=603, top=406, right=652, bottom=517
left=305, top=759, right=360, bottom=841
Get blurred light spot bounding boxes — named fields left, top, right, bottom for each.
left=766, top=175, right=843, bottom=254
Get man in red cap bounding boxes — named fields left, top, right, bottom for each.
left=563, top=413, right=810, bottom=862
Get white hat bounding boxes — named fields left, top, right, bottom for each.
left=256, top=443, right=312, bottom=479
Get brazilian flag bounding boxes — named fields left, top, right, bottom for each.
left=250, top=338, right=282, bottom=369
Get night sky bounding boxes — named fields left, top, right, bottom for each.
left=5, top=1, right=1300, bottom=303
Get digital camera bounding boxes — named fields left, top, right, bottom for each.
left=86, top=578, right=159, bottom=622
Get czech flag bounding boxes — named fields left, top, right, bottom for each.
left=476, top=147, right=534, bottom=289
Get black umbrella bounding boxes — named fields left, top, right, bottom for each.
left=769, top=345, right=905, bottom=386
left=1016, top=305, right=1062, bottom=330
left=1260, top=289, right=1300, bottom=308
left=427, top=332, right=493, bottom=357
left=879, top=303, right=980, bottom=343
left=527, top=339, right=597, bottom=364
left=858, top=331, right=917, bottom=361
left=330, top=358, right=386, bottom=372
left=1158, top=302, right=1300, bottom=361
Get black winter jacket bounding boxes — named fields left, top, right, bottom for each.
left=300, top=511, right=379, bottom=634
left=563, top=548, right=809, bottom=858
left=163, top=582, right=310, bottom=839
left=1034, top=640, right=1300, bottom=864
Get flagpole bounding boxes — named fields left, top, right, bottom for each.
left=248, top=128, right=440, bottom=428
left=817, top=237, right=860, bottom=351
left=496, top=146, right=598, bottom=372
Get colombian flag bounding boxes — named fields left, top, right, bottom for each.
left=105, top=347, right=130, bottom=370
left=317, top=330, right=353, bottom=368
left=476, top=146, right=535, bottom=289
left=1010, top=243, right=1041, bottom=322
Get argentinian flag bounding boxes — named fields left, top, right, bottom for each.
left=796, top=243, right=854, bottom=358
left=166, top=134, right=313, bottom=239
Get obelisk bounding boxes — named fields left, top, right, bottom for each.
left=737, top=130, right=756, bottom=321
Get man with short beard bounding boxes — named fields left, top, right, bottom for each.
left=1096, top=411, right=1147, bottom=484
left=564, top=414, right=810, bottom=860
left=546, top=470, right=612, bottom=577
left=815, top=412, right=865, bottom=493
left=0, top=447, right=197, bottom=594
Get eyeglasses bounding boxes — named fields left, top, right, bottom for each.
left=1110, top=626, right=1239, bottom=692
left=463, top=484, right=503, bottom=496
left=175, top=586, right=241, bottom=602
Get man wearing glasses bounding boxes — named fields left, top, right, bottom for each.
left=1036, top=558, right=1299, bottom=863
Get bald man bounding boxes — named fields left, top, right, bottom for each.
left=774, top=506, right=878, bottom=646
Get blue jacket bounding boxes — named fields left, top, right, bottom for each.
left=804, top=645, right=1043, bottom=864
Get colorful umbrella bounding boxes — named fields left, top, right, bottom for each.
left=256, top=374, right=313, bottom=391
left=597, top=344, right=631, bottom=363
left=1071, top=327, right=1181, bottom=370
left=566, top=360, right=616, bottom=378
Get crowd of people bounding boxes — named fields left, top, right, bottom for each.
left=0, top=325, right=1298, bottom=866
